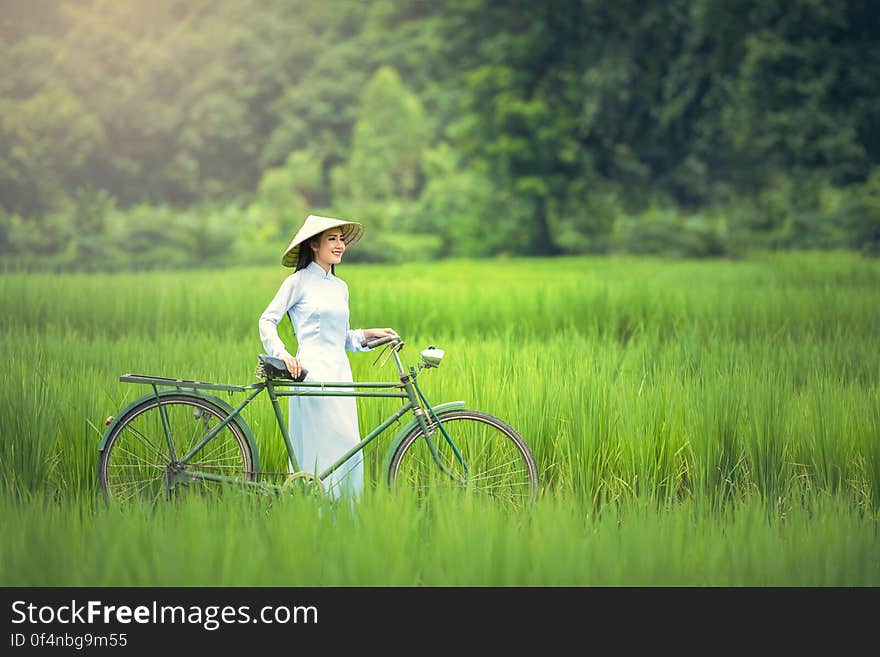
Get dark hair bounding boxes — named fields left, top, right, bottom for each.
left=294, top=233, right=336, bottom=274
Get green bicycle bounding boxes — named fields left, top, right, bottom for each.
left=97, top=335, right=539, bottom=508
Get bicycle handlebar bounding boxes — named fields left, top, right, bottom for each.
left=361, top=335, right=402, bottom=350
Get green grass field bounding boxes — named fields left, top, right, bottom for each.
left=1, top=252, right=878, bottom=585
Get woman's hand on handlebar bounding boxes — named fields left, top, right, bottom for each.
left=364, top=328, right=398, bottom=340
left=361, top=328, right=401, bottom=350
left=281, top=354, right=303, bottom=379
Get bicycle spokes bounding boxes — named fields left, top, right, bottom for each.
left=100, top=395, right=253, bottom=504
left=389, top=410, right=539, bottom=509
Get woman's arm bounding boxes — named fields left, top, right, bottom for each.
left=258, top=274, right=299, bottom=360
left=345, top=326, right=398, bottom=352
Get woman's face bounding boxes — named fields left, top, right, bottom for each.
left=310, top=228, right=346, bottom=267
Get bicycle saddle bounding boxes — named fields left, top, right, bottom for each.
left=256, top=354, right=308, bottom=382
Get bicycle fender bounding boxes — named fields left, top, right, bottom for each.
left=97, top=388, right=261, bottom=473
left=381, top=401, right=466, bottom=474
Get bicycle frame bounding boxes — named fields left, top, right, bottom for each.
left=112, top=345, right=465, bottom=493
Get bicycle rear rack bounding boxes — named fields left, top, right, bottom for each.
left=119, top=374, right=258, bottom=393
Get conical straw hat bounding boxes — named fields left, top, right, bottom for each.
left=281, top=215, right=364, bottom=267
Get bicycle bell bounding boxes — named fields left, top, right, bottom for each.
left=419, top=345, right=445, bottom=368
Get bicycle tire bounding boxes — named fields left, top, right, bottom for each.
left=387, top=409, right=539, bottom=509
left=98, top=393, right=254, bottom=504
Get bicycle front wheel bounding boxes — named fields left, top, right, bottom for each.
left=387, top=409, right=539, bottom=509
left=98, top=393, right=254, bottom=504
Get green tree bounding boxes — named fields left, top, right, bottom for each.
left=722, top=1, right=870, bottom=187
left=415, top=143, right=494, bottom=256
left=335, top=65, right=431, bottom=231
left=249, top=165, right=309, bottom=242
left=0, top=87, right=104, bottom=213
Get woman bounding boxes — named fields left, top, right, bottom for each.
left=258, top=214, right=397, bottom=501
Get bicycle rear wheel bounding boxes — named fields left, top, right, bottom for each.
left=98, top=393, right=254, bottom=504
left=387, top=409, right=539, bottom=509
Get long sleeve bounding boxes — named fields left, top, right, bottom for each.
left=259, top=274, right=300, bottom=359
left=342, top=281, right=369, bottom=352
left=345, top=327, right=368, bottom=352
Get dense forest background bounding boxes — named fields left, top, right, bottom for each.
left=1, top=0, right=879, bottom=270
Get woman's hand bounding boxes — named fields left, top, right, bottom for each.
left=364, top=328, right=399, bottom=340
left=281, top=354, right=303, bottom=379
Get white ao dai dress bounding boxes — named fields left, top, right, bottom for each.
left=258, top=261, right=369, bottom=500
